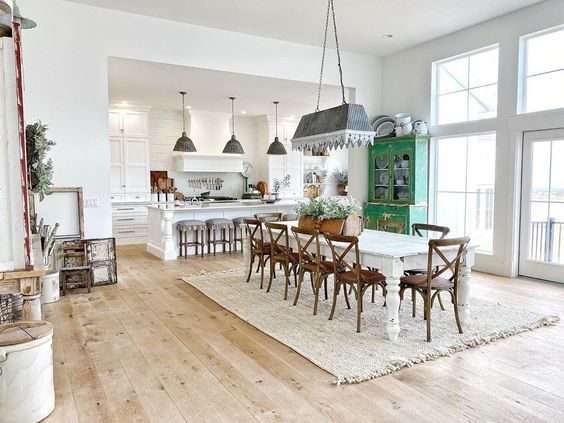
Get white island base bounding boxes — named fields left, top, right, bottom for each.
left=147, top=200, right=298, bottom=260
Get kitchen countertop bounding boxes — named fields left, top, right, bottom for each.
left=147, top=199, right=300, bottom=212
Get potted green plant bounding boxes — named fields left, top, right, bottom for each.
left=26, top=121, right=56, bottom=201
left=296, top=197, right=361, bottom=234
left=271, top=174, right=291, bottom=200
left=332, top=168, right=348, bottom=196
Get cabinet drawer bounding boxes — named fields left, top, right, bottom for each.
left=113, top=225, right=148, bottom=238
left=111, top=194, right=125, bottom=202
left=112, top=205, right=148, bottom=215
left=125, top=193, right=150, bottom=202
left=112, top=214, right=148, bottom=227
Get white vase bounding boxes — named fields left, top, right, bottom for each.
left=151, top=193, right=158, bottom=203
left=166, top=193, right=175, bottom=203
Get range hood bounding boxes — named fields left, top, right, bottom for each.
left=173, top=110, right=245, bottom=173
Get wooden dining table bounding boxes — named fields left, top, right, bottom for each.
left=243, top=221, right=476, bottom=342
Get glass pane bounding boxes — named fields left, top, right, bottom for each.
left=466, top=192, right=494, bottom=253
left=438, top=91, right=468, bottom=124
left=528, top=202, right=549, bottom=261
left=435, top=192, right=466, bottom=237
left=525, top=69, right=564, bottom=113
left=469, top=48, right=499, bottom=88
left=526, top=28, right=564, bottom=76
left=436, top=137, right=467, bottom=192
left=468, top=84, right=498, bottom=120
left=467, top=133, right=496, bottom=193
left=530, top=141, right=551, bottom=201
left=550, top=140, right=564, bottom=203
left=438, top=56, right=469, bottom=94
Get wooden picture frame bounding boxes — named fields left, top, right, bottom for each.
left=34, top=187, right=84, bottom=239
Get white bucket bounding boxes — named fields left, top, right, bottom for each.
left=0, top=329, right=55, bottom=422
left=22, top=293, right=42, bottom=321
left=41, top=272, right=60, bottom=304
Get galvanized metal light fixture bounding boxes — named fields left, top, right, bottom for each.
left=291, top=0, right=374, bottom=152
left=173, top=91, right=197, bottom=152
left=267, top=101, right=287, bottom=155
left=223, top=96, right=245, bottom=154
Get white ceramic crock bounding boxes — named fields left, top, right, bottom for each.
left=41, top=272, right=60, bottom=305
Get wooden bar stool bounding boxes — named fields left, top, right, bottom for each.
left=177, top=220, right=206, bottom=258
left=232, top=216, right=251, bottom=252
left=205, top=218, right=234, bottom=255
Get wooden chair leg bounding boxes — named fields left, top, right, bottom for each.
left=437, top=292, right=445, bottom=311
left=282, top=262, right=290, bottom=300
left=356, top=284, right=362, bottom=333
left=178, top=230, right=183, bottom=257
left=266, top=257, right=275, bottom=293
left=293, top=269, right=304, bottom=306
left=452, top=290, right=463, bottom=334
left=412, top=288, right=417, bottom=318
left=426, top=293, right=432, bottom=342
left=371, top=284, right=376, bottom=303
left=342, top=283, right=351, bottom=309
left=323, top=277, right=328, bottom=300
left=246, top=253, right=256, bottom=282
left=213, top=230, right=217, bottom=256
left=313, top=274, right=321, bottom=316
left=201, top=229, right=205, bottom=258
left=328, top=279, right=340, bottom=320
left=259, top=254, right=265, bottom=289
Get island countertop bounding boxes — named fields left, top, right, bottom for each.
left=147, top=199, right=300, bottom=212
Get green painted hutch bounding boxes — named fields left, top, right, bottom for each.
left=364, top=135, right=429, bottom=234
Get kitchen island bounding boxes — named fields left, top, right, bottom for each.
left=146, top=200, right=299, bottom=260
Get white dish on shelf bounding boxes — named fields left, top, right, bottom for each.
left=380, top=172, right=389, bottom=185
left=375, top=157, right=388, bottom=169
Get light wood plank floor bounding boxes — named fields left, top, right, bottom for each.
left=43, top=244, right=564, bottom=422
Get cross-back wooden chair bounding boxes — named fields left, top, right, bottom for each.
left=254, top=212, right=282, bottom=223
left=291, top=226, right=334, bottom=315
left=404, top=223, right=451, bottom=312
left=265, top=222, right=299, bottom=300
left=399, top=236, right=470, bottom=342
left=376, top=219, right=405, bottom=234
left=243, top=219, right=272, bottom=289
left=325, top=233, right=387, bottom=332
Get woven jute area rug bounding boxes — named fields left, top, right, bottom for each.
left=182, top=268, right=559, bottom=384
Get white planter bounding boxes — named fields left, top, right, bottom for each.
left=0, top=326, right=55, bottom=422
left=41, top=272, right=60, bottom=304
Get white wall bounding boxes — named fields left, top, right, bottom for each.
left=148, top=109, right=257, bottom=198
left=380, top=0, right=564, bottom=275
left=19, top=0, right=381, bottom=237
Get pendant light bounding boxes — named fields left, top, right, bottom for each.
left=173, top=91, right=197, bottom=152
left=291, top=0, right=374, bottom=152
left=267, top=101, right=287, bottom=155
left=222, top=96, right=245, bottom=154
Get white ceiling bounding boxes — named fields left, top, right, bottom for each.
left=108, top=58, right=346, bottom=117
left=67, top=0, right=543, bottom=55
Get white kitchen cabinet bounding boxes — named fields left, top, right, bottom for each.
left=108, top=109, right=149, bottom=138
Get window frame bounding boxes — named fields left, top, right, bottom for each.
left=429, top=131, right=496, bottom=254
left=431, top=44, right=500, bottom=126
left=518, top=24, right=564, bottom=115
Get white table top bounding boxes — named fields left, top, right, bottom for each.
left=277, top=221, right=475, bottom=259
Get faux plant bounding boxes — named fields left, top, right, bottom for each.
left=296, top=197, right=360, bottom=219
left=26, top=121, right=56, bottom=201
left=272, top=174, right=291, bottom=193
left=332, top=168, right=348, bottom=184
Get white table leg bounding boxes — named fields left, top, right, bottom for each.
left=382, top=258, right=404, bottom=342
left=458, top=262, right=471, bottom=326
left=242, top=227, right=250, bottom=267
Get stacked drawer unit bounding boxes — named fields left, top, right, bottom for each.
left=112, top=203, right=149, bottom=245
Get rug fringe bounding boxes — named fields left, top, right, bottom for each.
left=334, top=315, right=560, bottom=385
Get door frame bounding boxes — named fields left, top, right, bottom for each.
left=519, top=128, right=564, bottom=283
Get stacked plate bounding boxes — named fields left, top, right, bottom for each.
left=371, top=115, right=395, bottom=137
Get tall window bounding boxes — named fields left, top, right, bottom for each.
left=434, top=46, right=499, bottom=125
left=431, top=133, right=496, bottom=253
left=521, top=25, right=564, bottom=113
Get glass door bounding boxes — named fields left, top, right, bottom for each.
left=519, top=129, right=564, bottom=283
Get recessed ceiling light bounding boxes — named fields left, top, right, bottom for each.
left=185, top=105, right=192, bottom=109
left=241, top=110, right=247, bottom=114
left=120, top=101, right=128, bottom=105
left=382, top=34, right=393, bottom=39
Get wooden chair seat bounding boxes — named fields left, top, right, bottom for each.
left=340, top=269, right=385, bottom=284
left=272, top=251, right=299, bottom=263
left=400, top=274, right=453, bottom=290
left=302, top=260, right=335, bottom=274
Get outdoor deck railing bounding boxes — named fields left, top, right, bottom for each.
left=529, top=218, right=564, bottom=264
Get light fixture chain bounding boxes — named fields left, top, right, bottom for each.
left=181, top=93, right=186, bottom=132
left=275, top=102, right=278, bottom=136
left=316, top=0, right=331, bottom=112
left=330, top=0, right=347, bottom=104
left=231, top=97, right=235, bottom=135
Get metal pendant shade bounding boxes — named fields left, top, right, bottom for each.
left=267, top=101, right=287, bottom=155
left=291, top=0, right=374, bottom=151
left=173, top=91, right=197, bottom=152
left=223, top=97, right=245, bottom=154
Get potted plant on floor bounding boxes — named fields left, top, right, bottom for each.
left=332, top=168, right=348, bottom=196
left=296, top=197, right=362, bottom=235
